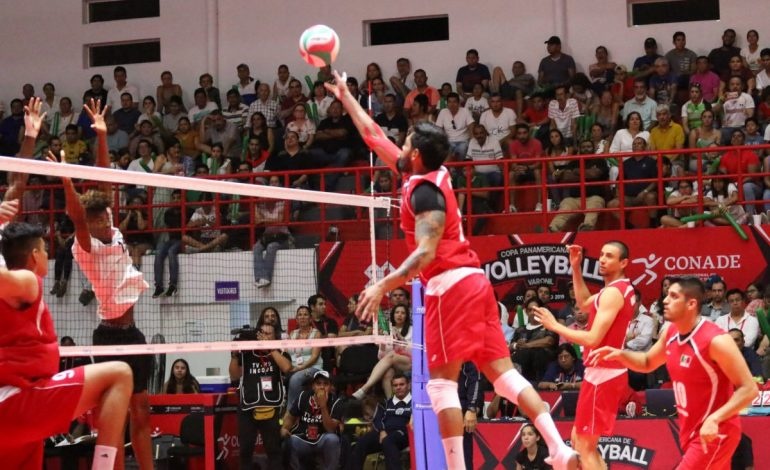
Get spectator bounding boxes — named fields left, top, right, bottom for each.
left=612, top=64, right=636, bottom=103
left=272, top=64, right=295, bottom=102
left=265, top=131, right=313, bottom=194
left=403, top=69, right=440, bottom=113
left=689, top=56, right=721, bottom=103
left=515, top=424, right=552, bottom=470
left=279, top=79, right=309, bottom=125
left=547, top=139, right=609, bottom=232
left=621, top=78, right=657, bottom=130
left=746, top=283, right=763, bottom=303
left=136, top=96, right=162, bottom=131
left=152, top=190, right=183, bottom=298
left=455, top=157, right=496, bottom=235
left=336, top=294, right=373, bottom=361
left=708, top=28, right=741, bottom=78
left=375, top=93, right=408, bottom=147
left=106, top=66, right=139, bottom=112
left=281, top=370, right=343, bottom=470
left=537, top=343, right=584, bottom=392
left=729, top=329, right=762, bottom=377
left=548, top=85, right=579, bottom=145
left=632, top=37, right=663, bottom=82
left=222, top=89, right=248, bottom=132
left=188, top=87, right=219, bottom=128
left=351, top=304, right=412, bottom=400
left=307, top=294, right=338, bottom=375
left=538, top=36, right=576, bottom=89
left=544, top=129, right=572, bottom=207
left=718, top=129, right=762, bottom=216
left=286, top=306, right=323, bottom=408
left=309, top=80, right=336, bottom=123
left=718, top=55, right=755, bottom=98
left=556, top=282, right=577, bottom=325
left=198, top=110, right=241, bottom=161
left=247, top=82, right=280, bottom=130
left=361, top=62, right=384, bottom=92
left=435, top=92, right=474, bottom=161
left=456, top=48, right=491, bottom=99
left=348, top=373, right=412, bottom=470
left=511, top=298, right=558, bottom=383
left=128, top=120, right=164, bottom=157
left=111, top=92, right=141, bottom=134
left=58, top=336, right=92, bottom=371
left=592, top=91, right=619, bottom=139
left=755, top=287, right=770, bottom=378
left=625, top=290, right=655, bottom=390
left=664, top=32, right=697, bottom=88
left=719, top=77, right=755, bottom=144
left=458, top=362, right=482, bottom=470
left=701, top=278, right=730, bottom=321
left=648, top=57, right=676, bottom=106
left=389, top=57, right=415, bottom=100
left=198, top=72, right=222, bottom=110
left=407, top=94, right=434, bottom=129
left=308, top=100, right=354, bottom=191
left=105, top=115, right=129, bottom=154
left=490, top=60, right=535, bottom=115
left=233, top=63, right=257, bottom=106
left=47, top=97, right=78, bottom=138
left=607, top=135, right=659, bottom=228
left=741, top=30, right=762, bottom=76
left=253, top=175, right=292, bottom=288
left=716, top=289, right=760, bottom=348
left=661, top=179, right=699, bottom=228
left=588, top=45, right=617, bottom=94
left=61, top=124, right=89, bottom=165
left=507, top=123, right=543, bottom=213
left=257, top=306, right=285, bottom=339
left=649, top=104, right=685, bottom=175
left=182, top=193, right=229, bottom=253
left=49, top=215, right=75, bottom=298
left=480, top=93, right=517, bottom=150
left=466, top=124, right=503, bottom=187
left=570, top=73, right=596, bottom=115
left=464, top=83, right=489, bottom=121
left=561, top=308, right=589, bottom=349
left=83, top=73, right=108, bottom=106
left=244, top=112, right=275, bottom=163
left=119, top=194, right=153, bottom=269
left=155, top=70, right=183, bottom=115
left=687, top=109, right=721, bottom=173
left=163, top=358, right=200, bottom=394
left=230, top=320, right=291, bottom=470
left=680, top=84, right=711, bottom=136
left=174, top=116, right=200, bottom=159
left=756, top=48, right=770, bottom=93
left=286, top=104, right=316, bottom=149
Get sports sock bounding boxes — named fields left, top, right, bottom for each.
left=534, top=412, right=568, bottom=454
left=91, top=445, right=117, bottom=470
left=441, top=435, right=465, bottom=469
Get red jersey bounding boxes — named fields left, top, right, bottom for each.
left=665, top=318, right=739, bottom=449
left=401, top=166, right=480, bottom=282
left=0, top=277, right=59, bottom=388
left=585, top=278, right=635, bottom=369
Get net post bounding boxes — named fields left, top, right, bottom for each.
left=410, top=280, right=446, bottom=470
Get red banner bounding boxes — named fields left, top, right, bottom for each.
left=319, top=226, right=770, bottom=321
left=473, top=416, right=768, bottom=469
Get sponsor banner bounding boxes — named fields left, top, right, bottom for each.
left=319, top=226, right=770, bottom=319
left=215, top=281, right=240, bottom=302
left=473, top=416, right=769, bottom=469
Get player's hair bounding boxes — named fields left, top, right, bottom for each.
left=604, top=240, right=629, bottom=260
left=668, top=276, right=706, bottom=310
left=410, top=121, right=450, bottom=171
left=0, top=222, right=45, bottom=270
left=307, top=294, right=326, bottom=310
left=80, top=190, right=112, bottom=217
left=725, top=288, right=746, bottom=301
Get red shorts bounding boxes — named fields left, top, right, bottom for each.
left=574, top=369, right=627, bottom=436
left=677, top=421, right=740, bottom=470
left=0, top=366, right=85, bottom=465
left=424, top=271, right=509, bottom=369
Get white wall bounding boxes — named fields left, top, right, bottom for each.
left=1, top=1, right=767, bottom=109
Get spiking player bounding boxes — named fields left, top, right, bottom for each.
left=325, top=72, right=578, bottom=469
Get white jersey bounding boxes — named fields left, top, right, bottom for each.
left=72, top=227, right=148, bottom=320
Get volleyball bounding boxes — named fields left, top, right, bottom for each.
left=299, top=25, right=340, bottom=67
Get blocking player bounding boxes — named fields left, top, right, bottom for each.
left=55, top=99, right=154, bottom=469
left=325, top=72, right=578, bottom=469
left=533, top=242, right=634, bottom=470
left=588, top=277, right=757, bottom=469
left=0, top=221, right=133, bottom=469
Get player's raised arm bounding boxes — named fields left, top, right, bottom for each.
left=325, top=70, right=400, bottom=173
left=567, top=244, right=593, bottom=309
left=0, top=199, right=20, bottom=223
left=587, top=327, right=668, bottom=373
left=18, top=97, right=46, bottom=159
left=82, top=98, right=112, bottom=196
left=47, top=152, right=91, bottom=253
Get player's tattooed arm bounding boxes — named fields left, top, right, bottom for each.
left=393, top=209, right=445, bottom=281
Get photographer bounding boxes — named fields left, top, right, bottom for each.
left=229, top=323, right=291, bottom=470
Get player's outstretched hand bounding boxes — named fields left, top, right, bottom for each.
left=324, top=70, right=349, bottom=101
left=0, top=199, right=20, bottom=224
left=23, top=97, right=46, bottom=138
left=699, top=418, right=721, bottom=454
left=585, top=346, right=620, bottom=367
left=83, top=98, right=108, bottom=134
left=532, top=306, right=558, bottom=331
left=356, top=284, right=385, bottom=322
left=566, top=244, right=583, bottom=269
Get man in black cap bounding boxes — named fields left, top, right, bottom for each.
left=537, top=36, right=576, bottom=90
left=633, top=38, right=663, bottom=82
left=281, top=370, right=344, bottom=470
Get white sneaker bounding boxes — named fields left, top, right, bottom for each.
left=626, top=401, right=637, bottom=418
left=535, top=202, right=543, bottom=212
left=351, top=388, right=366, bottom=400
left=509, top=204, right=518, bottom=213
left=545, top=447, right=579, bottom=470
left=255, top=279, right=271, bottom=288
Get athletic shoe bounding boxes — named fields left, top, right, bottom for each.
left=545, top=447, right=579, bottom=470
left=508, top=204, right=518, bottom=213
left=164, top=285, right=178, bottom=297
left=626, top=401, right=637, bottom=418
left=535, top=202, right=543, bottom=212
left=255, top=278, right=271, bottom=288
left=152, top=286, right=165, bottom=298
left=50, top=280, right=62, bottom=296
left=56, top=280, right=68, bottom=298
left=351, top=388, right=366, bottom=400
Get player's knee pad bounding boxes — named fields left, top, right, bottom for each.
left=426, top=379, right=461, bottom=415
left=493, top=368, right=532, bottom=403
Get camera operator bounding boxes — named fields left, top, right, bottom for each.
left=229, top=323, right=291, bottom=470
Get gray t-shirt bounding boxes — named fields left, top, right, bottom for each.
left=665, top=49, right=697, bottom=80
left=538, top=54, right=576, bottom=87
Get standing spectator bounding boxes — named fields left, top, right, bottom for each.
left=281, top=370, right=343, bottom=470
left=689, top=57, right=721, bottom=103
left=253, top=175, right=292, bottom=288
left=152, top=190, right=183, bottom=298
left=348, top=373, right=412, bottom=470
left=716, top=289, right=760, bottom=348
left=632, top=37, right=663, bottom=82
left=548, top=85, right=579, bottom=145
left=538, top=36, right=576, bottom=89
left=106, top=66, right=140, bottom=113
left=455, top=49, right=491, bottom=100
left=664, top=32, right=697, bottom=88
left=50, top=215, right=75, bottom=298
left=163, top=359, right=200, bottom=394
left=435, top=93, right=475, bottom=161
left=622, top=79, right=657, bottom=130
left=708, top=28, right=741, bottom=78
left=230, top=321, right=291, bottom=470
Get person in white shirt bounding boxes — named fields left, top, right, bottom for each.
left=625, top=295, right=654, bottom=352
left=548, top=85, right=579, bottom=143
left=106, top=66, right=139, bottom=113
left=435, top=92, right=475, bottom=161
left=466, top=126, right=503, bottom=187
left=719, top=76, right=755, bottom=144
left=716, top=289, right=760, bottom=348
left=464, top=83, right=489, bottom=121
left=755, top=48, right=770, bottom=92
left=479, top=93, right=517, bottom=151
left=187, top=88, right=219, bottom=128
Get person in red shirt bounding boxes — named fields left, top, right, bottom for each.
left=718, top=129, right=762, bottom=215
left=507, top=123, right=544, bottom=212
left=325, top=71, right=579, bottom=470
left=534, top=242, right=634, bottom=470
left=589, top=276, right=758, bottom=469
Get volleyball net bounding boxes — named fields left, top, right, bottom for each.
left=0, top=155, right=402, bottom=360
